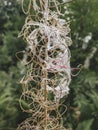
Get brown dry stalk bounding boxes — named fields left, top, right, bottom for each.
left=17, top=0, right=73, bottom=130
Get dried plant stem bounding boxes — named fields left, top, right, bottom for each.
left=43, top=39, right=48, bottom=129
left=17, top=0, right=73, bottom=130
left=42, top=63, right=48, bottom=129
left=43, top=72, right=48, bottom=129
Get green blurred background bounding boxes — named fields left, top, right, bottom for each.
left=0, top=0, right=98, bottom=130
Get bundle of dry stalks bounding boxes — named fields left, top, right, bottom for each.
left=17, top=0, right=73, bottom=130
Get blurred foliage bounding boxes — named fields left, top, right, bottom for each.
left=64, top=0, right=98, bottom=130
left=0, top=0, right=98, bottom=130
left=0, top=0, right=27, bottom=129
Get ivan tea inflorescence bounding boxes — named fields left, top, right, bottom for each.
left=17, top=0, right=73, bottom=130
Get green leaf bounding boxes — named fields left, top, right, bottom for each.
left=76, top=119, right=94, bottom=130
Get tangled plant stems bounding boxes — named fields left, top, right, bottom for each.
left=17, top=0, right=74, bottom=130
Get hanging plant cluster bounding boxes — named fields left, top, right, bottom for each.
left=17, top=0, right=72, bottom=130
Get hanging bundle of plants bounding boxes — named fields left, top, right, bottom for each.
left=17, top=0, right=73, bottom=130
